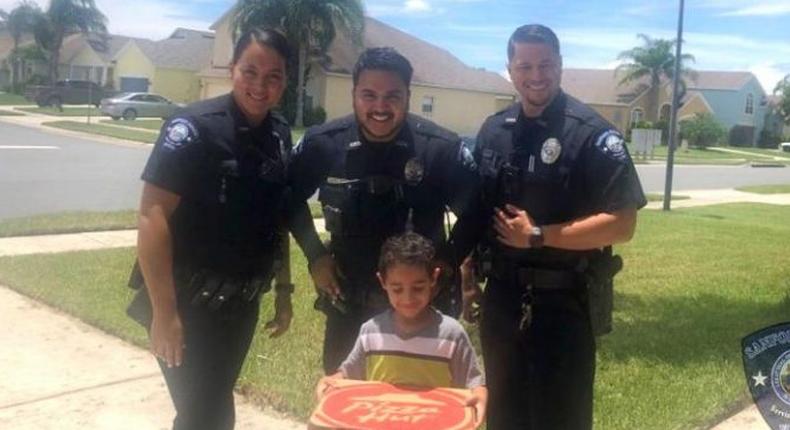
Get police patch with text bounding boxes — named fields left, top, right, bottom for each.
left=595, top=130, right=627, bottom=161
left=742, top=322, right=790, bottom=430
left=162, top=118, right=199, bottom=151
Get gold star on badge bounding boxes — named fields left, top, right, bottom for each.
left=752, top=371, right=767, bottom=387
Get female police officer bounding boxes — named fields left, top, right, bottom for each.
left=130, top=28, right=295, bottom=430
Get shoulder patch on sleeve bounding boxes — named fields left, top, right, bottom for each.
left=594, top=130, right=627, bottom=161
left=162, top=117, right=199, bottom=151
left=458, top=144, right=477, bottom=171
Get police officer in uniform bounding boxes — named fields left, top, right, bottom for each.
left=463, top=25, right=647, bottom=429
left=288, top=47, right=479, bottom=375
left=128, top=29, right=299, bottom=430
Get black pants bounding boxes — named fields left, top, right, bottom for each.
left=320, top=294, right=386, bottom=375
left=158, top=298, right=260, bottom=430
left=480, top=278, right=596, bottom=430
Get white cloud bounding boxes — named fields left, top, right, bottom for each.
left=695, top=0, right=790, bottom=17
left=404, top=0, right=432, bottom=13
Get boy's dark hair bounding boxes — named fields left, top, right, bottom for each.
left=507, top=24, right=561, bottom=61
left=352, top=47, right=413, bottom=87
left=232, top=27, right=291, bottom=65
left=378, top=232, right=435, bottom=275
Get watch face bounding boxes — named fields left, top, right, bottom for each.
left=529, top=226, right=544, bottom=248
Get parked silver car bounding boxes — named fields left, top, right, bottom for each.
left=100, top=92, right=183, bottom=120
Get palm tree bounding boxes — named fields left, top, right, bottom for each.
left=616, top=34, right=695, bottom=123
left=34, top=0, right=107, bottom=84
left=4, top=1, right=43, bottom=89
left=233, top=0, right=365, bottom=127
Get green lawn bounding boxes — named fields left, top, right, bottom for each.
left=1, top=203, right=788, bottom=428
left=0, top=93, right=33, bottom=105
left=0, top=109, right=25, bottom=116
left=17, top=106, right=104, bottom=117
left=0, top=210, right=137, bottom=238
left=42, top=120, right=157, bottom=143
left=735, top=184, right=790, bottom=194
left=99, top=119, right=165, bottom=131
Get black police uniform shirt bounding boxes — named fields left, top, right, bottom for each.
left=474, top=90, right=647, bottom=268
left=288, top=113, right=479, bottom=281
left=141, top=93, right=292, bottom=278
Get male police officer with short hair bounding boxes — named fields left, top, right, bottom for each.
left=463, top=24, right=647, bottom=429
left=288, top=47, right=479, bottom=374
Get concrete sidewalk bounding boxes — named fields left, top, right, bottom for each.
left=0, top=285, right=303, bottom=430
left=644, top=188, right=790, bottom=209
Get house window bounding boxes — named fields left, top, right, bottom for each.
left=630, top=108, right=644, bottom=128
left=421, top=96, right=434, bottom=116
left=745, top=93, right=754, bottom=115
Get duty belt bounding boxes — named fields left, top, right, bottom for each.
left=492, top=259, right=580, bottom=290
left=492, top=262, right=581, bottom=332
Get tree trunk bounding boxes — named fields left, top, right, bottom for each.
left=649, top=75, right=660, bottom=122
left=48, top=31, right=64, bottom=84
left=294, top=44, right=307, bottom=128
left=10, top=38, right=20, bottom=89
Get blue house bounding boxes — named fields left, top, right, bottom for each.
left=562, top=69, right=777, bottom=146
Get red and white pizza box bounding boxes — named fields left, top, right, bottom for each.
left=310, top=379, right=476, bottom=430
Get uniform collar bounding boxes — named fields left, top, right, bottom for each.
left=518, top=90, right=567, bottom=129
left=227, top=93, right=272, bottom=135
left=355, top=117, right=413, bottom=151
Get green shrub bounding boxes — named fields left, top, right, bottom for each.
left=679, top=113, right=727, bottom=148
left=303, top=106, right=327, bottom=126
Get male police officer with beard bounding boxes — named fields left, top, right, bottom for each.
left=287, top=47, right=479, bottom=375
left=461, top=25, right=647, bottom=429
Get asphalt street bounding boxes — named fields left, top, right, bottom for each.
left=0, top=121, right=150, bottom=220
left=1, top=120, right=790, bottom=219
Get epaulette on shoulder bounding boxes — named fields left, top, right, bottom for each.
left=307, top=115, right=354, bottom=137
left=410, top=115, right=459, bottom=142
left=186, top=95, right=227, bottom=117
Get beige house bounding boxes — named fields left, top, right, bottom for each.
left=4, top=29, right=214, bottom=103
left=199, top=10, right=516, bottom=135
left=562, top=69, right=774, bottom=146
left=111, top=29, right=214, bottom=103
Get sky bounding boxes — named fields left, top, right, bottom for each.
left=2, top=0, right=789, bottom=92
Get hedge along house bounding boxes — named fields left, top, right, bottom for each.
left=562, top=68, right=777, bottom=147
left=199, top=10, right=516, bottom=135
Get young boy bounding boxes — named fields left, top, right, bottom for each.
left=316, top=232, right=487, bottom=426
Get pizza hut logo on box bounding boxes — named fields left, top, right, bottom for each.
left=311, top=380, right=475, bottom=430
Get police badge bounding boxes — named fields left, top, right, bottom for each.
left=404, top=158, right=425, bottom=185
left=540, top=138, right=562, bottom=164
left=742, top=322, right=790, bottom=429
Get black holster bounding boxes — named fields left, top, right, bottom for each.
left=583, top=249, right=623, bottom=336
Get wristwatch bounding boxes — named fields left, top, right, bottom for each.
left=528, top=226, right=544, bottom=249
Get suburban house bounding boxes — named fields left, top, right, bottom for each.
left=0, top=28, right=213, bottom=103
left=0, top=28, right=39, bottom=88
left=199, top=9, right=516, bottom=135
left=562, top=69, right=779, bottom=146
left=59, top=28, right=214, bottom=103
